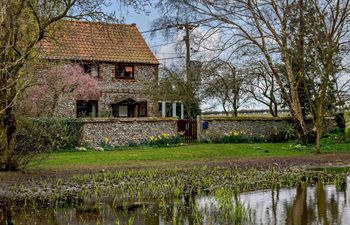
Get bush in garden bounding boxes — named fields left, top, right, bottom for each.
left=221, top=129, right=289, bottom=143
left=222, top=130, right=265, bottom=143
left=334, top=112, right=345, bottom=132
left=16, top=117, right=83, bottom=152
left=6, top=117, right=82, bottom=170
left=147, top=132, right=183, bottom=147
left=202, top=130, right=226, bottom=143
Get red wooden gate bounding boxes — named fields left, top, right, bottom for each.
left=178, top=119, right=197, bottom=143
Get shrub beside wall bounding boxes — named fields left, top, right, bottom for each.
left=344, top=112, right=350, bottom=139
left=16, top=117, right=83, bottom=152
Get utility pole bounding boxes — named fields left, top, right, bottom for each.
left=181, top=23, right=196, bottom=117
left=184, top=23, right=192, bottom=83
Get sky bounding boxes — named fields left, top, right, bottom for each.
left=109, top=1, right=170, bottom=62
left=107, top=1, right=264, bottom=111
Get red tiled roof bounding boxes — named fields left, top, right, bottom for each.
left=39, top=20, right=159, bottom=65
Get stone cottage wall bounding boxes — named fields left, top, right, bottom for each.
left=97, top=63, right=158, bottom=116
left=198, top=116, right=337, bottom=141
left=81, top=118, right=177, bottom=146
left=55, top=63, right=158, bottom=117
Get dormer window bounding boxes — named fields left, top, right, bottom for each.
left=115, top=64, right=134, bottom=79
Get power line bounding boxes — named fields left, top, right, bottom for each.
left=140, top=17, right=217, bottom=34
left=150, top=41, right=178, bottom=48
left=156, top=52, right=181, bottom=55
left=158, top=56, right=185, bottom=60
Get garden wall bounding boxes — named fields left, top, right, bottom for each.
left=198, top=116, right=337, bottom=141
left=81, top=118, right=177, bottom=147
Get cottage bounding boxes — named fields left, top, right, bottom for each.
left=39, top=20, right=160, bottom=118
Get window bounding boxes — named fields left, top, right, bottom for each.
left=111, top=99, right=147, bottom=117
left=112, top=103, right=133, bottom=117
left=97, top=64, right=101, bottom=77
left=118, top=104, right=128, bottom=117
left=77, top=100, right=98, bottom=117
left=81, top=63, right=92, bottom=74
left=115, top=64, right=134, bottom=79
left=138, top=101, right=147, bottom=117
left=165, top=102, right=172, bottom=117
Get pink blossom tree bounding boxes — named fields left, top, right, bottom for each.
left=25, top=63, right=100, bottom=116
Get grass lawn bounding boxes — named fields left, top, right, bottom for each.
left=30, top=142, right=350, bottom=170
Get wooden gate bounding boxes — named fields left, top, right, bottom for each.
left=178, top=119, right=197, bottom=143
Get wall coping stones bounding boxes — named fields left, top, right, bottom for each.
left=80, top=117, right=177, bottom=123
left=200, top=116, right=335, bottom=122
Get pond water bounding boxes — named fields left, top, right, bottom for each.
left=1, top=177, right=349, bottom=225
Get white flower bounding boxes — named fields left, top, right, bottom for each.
left=95, top=147, right=104, bottom=151
left=76, top=147, right=87, bottom=151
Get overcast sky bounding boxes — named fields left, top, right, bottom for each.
left=107, top=2, right=265, bottom=111
left=109, top=2, right=168, bottom=59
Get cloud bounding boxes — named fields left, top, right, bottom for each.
left=156, top=26, right=222, bottom=67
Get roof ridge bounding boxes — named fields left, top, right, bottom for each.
left=63, top=19, right=137, bottom=27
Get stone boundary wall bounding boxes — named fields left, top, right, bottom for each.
left=345, top=112, right=350, bottom=139
left=198, top=116, right=337, bottom=141
left=81, top=118, right=177, bottom=147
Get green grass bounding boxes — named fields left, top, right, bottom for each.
left=30, top=142, right=350, bottom=170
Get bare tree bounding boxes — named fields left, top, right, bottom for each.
left=181, top=0, right=350, bottom=152
left=303, top=1, right=350, bottom=153
left=332, top=71, right=350, bottom=111
left=246, top=61, right=281, bottom=117
left=155, top=65, right=202, bottom=118
left=202, top=60, right=249, bottom=117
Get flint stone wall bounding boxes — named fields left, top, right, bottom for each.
left=199, top=116, right=337, bottom=140
left=55, top=63, right=158, bottom=117
left=81, top=118, right=177, bottom=146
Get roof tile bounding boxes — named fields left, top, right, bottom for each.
left=39, top=20, right=159, bottom=65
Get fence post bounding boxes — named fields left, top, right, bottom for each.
left=196, top=115, right=202, bottom=142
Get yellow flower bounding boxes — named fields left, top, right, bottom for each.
left=178, top=131, right=185, bottom=136
left=162, top=132, right=170, bottom=138
left=231, top=130, right=240, bottom=136
left=104, top=137, right=109, bottom=143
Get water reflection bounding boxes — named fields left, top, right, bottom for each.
left=1, top=177, right=349, bottom=225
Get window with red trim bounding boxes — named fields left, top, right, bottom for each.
left=115, top=64, right=134, bottom=79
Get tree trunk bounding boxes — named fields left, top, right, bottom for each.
left=0, top=75, right=19, bottom=170
left=273, top=101, right=278, bottom=117
left=269, top=102, right=278, bottom=117
left=50, top=93, right=60, bottom=116
left=315, top=104, right=324, bottom=154
left=316, top=127, right=321, bottom=154
left=233, top=106, right=238, bottom=117
left=0, top=105, right=17, bottom=171
left=292, top=113, right=308, bottom=144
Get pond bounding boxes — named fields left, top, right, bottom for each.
left=1, top=176, right=349, bottom=225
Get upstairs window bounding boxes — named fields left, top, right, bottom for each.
left=115, top=64, right=134, bottom=79
left=81, top=63, right=92, bottom=74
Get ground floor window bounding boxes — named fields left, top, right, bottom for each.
left=138, top=101, right=147, bottom=117
left=77, top=100, right=98, bottom=117
left=111, top=99, right=147, bottom=117
left=159, top=101, right=184, bottom=119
